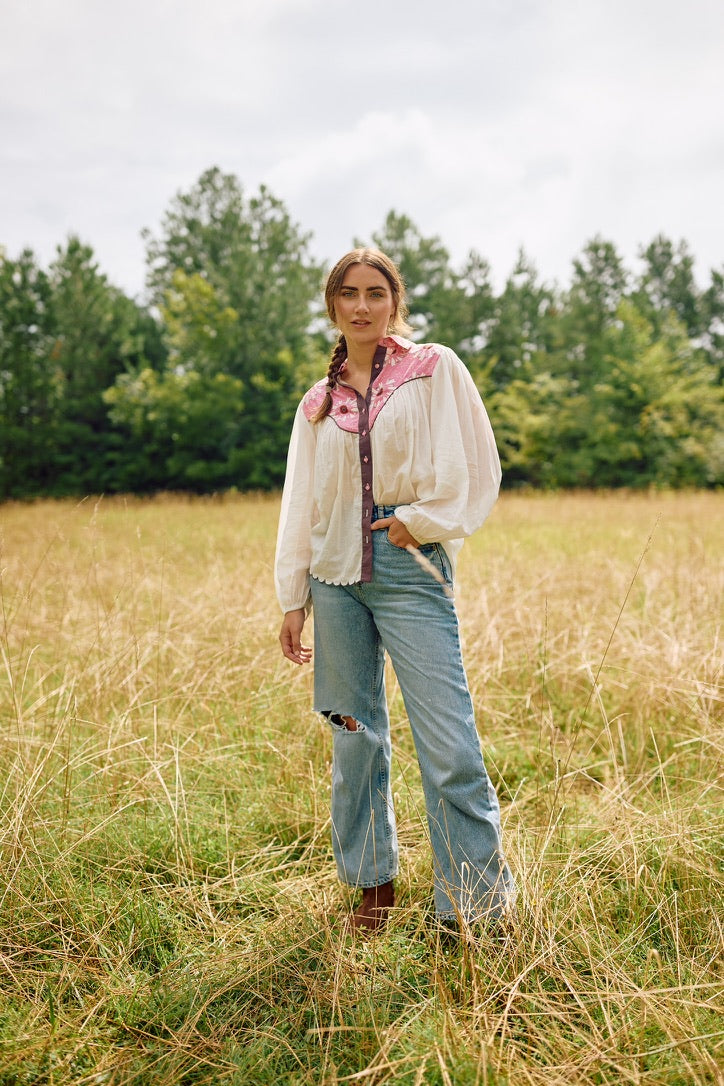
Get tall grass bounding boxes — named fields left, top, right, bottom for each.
left=0, top=491, right=721, bottom=1085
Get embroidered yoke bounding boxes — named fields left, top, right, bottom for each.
left=274, top=335, right=501, bottom=613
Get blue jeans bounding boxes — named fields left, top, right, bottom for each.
left=310, top=505, right=515, bottom=921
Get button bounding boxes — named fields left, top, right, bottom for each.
left=340, top=405, right=348, bottom=414
left=362, top=429, right=367, bottom=436
left=363, top=456, right=369, bottom=463
left=365, top=483, right=371, bottom=490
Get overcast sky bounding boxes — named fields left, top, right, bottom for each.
left=2, top=0, right=723, bottom=300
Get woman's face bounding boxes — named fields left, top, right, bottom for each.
left=333, top=263, right=396, bottom=353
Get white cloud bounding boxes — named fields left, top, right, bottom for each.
left=1, top=0, right=722, bottom=296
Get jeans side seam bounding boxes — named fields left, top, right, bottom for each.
left=371, top=631, right=395, bottom=879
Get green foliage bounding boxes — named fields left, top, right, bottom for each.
left=0, top=238, right=163, bottom=499
left=593, top=302, right=723, bottom=486
left=135, top=167, right=323, bottom=489
left=161, top=268, right=240, bottom=377
left=366, top=211, right=498, bottom=361
left=46, top=237, right=159, bottom=495
left=1, top=183, right=723, bottom=496
left=366, top=211, right=458, bottom=342
left=105, top=367, right=247, bottom=492
left=0, top=247, right=56, bottom=497
left=701, top=265, right=724, bottom=378
left=634, top=234, right=702, bottom=338
left=479, top=249, right=559, bottom=392
left=144, top=168, right=322, bottom=379
left=490, top=300, right=724, bottom=487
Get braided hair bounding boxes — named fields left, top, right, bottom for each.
left=309, top=334, right=348, bottom=424
left=311, top=248, right=412, bottom=424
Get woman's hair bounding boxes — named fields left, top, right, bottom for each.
left=311, top=248, right=413, bottom=423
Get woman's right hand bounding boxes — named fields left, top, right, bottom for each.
left=279, top=608, right=312, bottom=665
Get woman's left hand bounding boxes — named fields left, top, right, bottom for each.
left=371, top=516, right=421, bottom=549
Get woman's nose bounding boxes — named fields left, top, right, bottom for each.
left=355, top=295, right=370, bottom=312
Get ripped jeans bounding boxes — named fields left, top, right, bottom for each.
left=310, top=506, right=515, bottom=921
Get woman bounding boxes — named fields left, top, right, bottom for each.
left=275, top=247, right=514, bottom=933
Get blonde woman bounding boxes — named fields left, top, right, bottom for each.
left=275, top=247, right=514, bottom=934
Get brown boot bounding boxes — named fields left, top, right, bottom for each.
left=351, top=881, right=395, bottom=933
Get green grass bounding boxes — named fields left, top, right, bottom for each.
left=0, top=491, right=721, bottom=1084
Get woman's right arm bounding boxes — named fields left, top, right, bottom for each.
left=279, top=608, right=312, bottom=665
left=274, top=402, right=317, bottom=615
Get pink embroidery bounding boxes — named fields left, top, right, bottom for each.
left=301, top=339, right=441, bottom=431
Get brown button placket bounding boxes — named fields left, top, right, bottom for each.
left=357, top=344, right=386, bottom=582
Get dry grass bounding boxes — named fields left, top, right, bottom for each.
left=0, top=491, right=721, bottom=1085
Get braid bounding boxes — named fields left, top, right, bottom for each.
left=311, top=334, right=347, bottom=423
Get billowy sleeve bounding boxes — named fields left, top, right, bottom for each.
left=274, top=402, right=317, bottom=613
left=395, top=346, right=501, bottom=543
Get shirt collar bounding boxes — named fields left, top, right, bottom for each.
left=380, top=333, right=415, bottom=353
left=338, top=335, right=414, bottom=375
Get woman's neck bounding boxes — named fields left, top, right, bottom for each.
left=344, top=343, right=377, bottom=371
left=341, top=354, right=373, bottom=396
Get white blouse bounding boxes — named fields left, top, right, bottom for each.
left=274, top=335, right=501, bottom=613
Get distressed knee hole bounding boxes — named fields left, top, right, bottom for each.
left=324, top=712, right=365, bottom=733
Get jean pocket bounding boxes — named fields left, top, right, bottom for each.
left=402, top=540, right=452, bottom=584
left=415, top=542, right=452, bottom=584
left=380, top=529, right=406, bottom=551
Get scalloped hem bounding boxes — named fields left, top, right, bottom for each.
left=310, top=572, right=360, bottom=587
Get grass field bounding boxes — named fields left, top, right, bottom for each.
left=0, top=491, right=721, bottom=1085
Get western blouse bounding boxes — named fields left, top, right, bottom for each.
left=274, top=335, right=502, bottom=613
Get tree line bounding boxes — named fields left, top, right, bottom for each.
left=1, top=166, right=722, bottom=500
